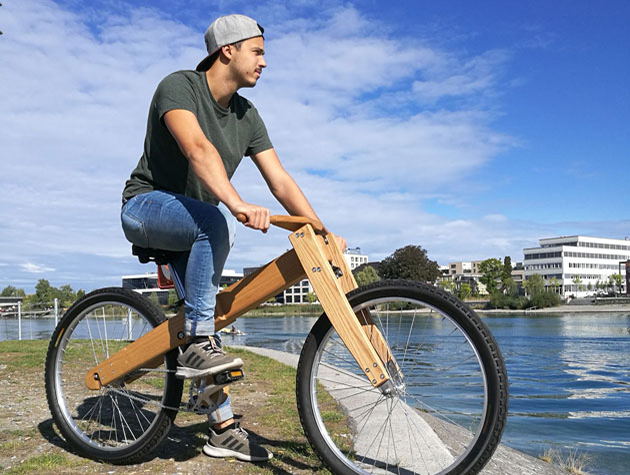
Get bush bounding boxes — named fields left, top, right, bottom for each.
left=488, top=289, right=562, bottom=309
left=489, top=292, right=528, bottom=310
left=529, top=291, right=562, bottom=308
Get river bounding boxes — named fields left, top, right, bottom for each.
left=2, top=311, right=629, bottom=475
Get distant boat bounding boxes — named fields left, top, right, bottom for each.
left=220, top=326, right=246, bottom=336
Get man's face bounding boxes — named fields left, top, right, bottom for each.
left=230, top=36, right=266, bottom=88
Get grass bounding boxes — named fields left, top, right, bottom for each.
left=3, top=453, right=80, bottom=475
left=0, top=340, right=48, bottom=368
left=0, top=339, right=345, bottom=474
left=228, top=347, right=345, bottom=474
left=540, top=447, right=594, bottom=475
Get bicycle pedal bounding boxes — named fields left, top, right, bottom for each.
left=214, top=368, right=244, bottom=385
left=187, top=369, right=246, bottom=413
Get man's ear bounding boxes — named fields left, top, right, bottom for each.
left=220, top=44, right=234, bottom=61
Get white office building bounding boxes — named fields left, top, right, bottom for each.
left=523, top=236, right=630, bottom=297
left=282, top=247, right=369, bottom=304
left=345, top=247, right=369, bottom=270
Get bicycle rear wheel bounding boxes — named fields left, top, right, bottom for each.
left=45, top=287, right=183, bottom=463
left=296, top=280, right=508, bottom=475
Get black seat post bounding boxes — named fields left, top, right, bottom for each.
left=131, top=245, right=186, bottom=300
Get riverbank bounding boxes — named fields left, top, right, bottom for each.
left=477, top=303, right=630, bottom=315
left=240, top=301, right=630, bottom=318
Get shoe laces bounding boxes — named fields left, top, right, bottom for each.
left=231, top=422, right=249, bottom=440
left=211, top=422, right=248, bottom=441
left=194, top=336, right=225, bottom=355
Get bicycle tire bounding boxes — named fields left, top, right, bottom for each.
left=45, top=287, right=184, bottom=463
left=296, top=280, right=508, bottom=475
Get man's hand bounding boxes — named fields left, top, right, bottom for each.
left=232, top=202, right=270, bottom=233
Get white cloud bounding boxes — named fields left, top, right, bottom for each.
left=21, top=263, right=56, bottom=274
left=412, top=49, right=510, bottom=102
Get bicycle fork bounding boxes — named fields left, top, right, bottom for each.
left=84, top=222, right=401, bottom=394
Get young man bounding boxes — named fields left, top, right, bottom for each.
left=121, top=14, right=346, bottom=462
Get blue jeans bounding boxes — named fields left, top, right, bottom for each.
left=121, top=190, right=235, bottom=336
left=121, top=190, right=236, bottom=423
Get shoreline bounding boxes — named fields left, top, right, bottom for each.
left=476, top=303, right=630, bottom=315
left=4, top=302, right=629, bottom=321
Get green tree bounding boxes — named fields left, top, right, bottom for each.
left=354, top=266, right=381, bottom=286
left=611, top=273, right=623, bottom=294
left=168, top=290, right=180, bottom=307
left=58, top=284, right=78, bottom=306
left=502, top=256, right=512, bottom=281
left=306, top=292, right=317, bottom=304
left=524, top=273, right=545, bottom=296
left=1, top=285, right=25, bottom=297
left=502, top=277, right=517, bottom=296
left=572, top=275, right=583, bottom=293
left=479, top=258, right=503, bottom=294
left=379, top=245, right=440, bottom=283
left=438, top=279, right=455, bottom=293
left=33, top=279, right=55, bottom=304
left=595, top=280, right=603, bottom=293
left=458, top=283, right=472, bottom=300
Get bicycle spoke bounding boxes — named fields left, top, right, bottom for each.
left=301, top=283, right=506, bottom=475
left=48, top=291, right=182, bottom=458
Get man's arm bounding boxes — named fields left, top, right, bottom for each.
left=163, top=109, right=270, bottom=231
left=251, top=149, right=319, bottom=220
left=251, top=149, right=347, bottom=250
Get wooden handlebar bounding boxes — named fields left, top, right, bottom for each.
left=236, top=213, right=327, bottom=234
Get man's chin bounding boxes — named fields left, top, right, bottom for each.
left=241, top=79, right=259, bottom=89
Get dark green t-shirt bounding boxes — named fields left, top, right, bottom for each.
left=122, top=70, right=273, bottom=205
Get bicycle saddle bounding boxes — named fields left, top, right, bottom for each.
left=132, top=245, right=174, bottom=265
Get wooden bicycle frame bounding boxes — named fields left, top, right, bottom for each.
left=85, top=217, right=396, bottom=391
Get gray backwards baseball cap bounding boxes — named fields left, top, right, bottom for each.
left=196, top=14, right=264, bottom=71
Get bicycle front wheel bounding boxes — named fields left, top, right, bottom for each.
left=296, top=280, right=508, bottom=475
left=45, top=287, right=184, bottom=463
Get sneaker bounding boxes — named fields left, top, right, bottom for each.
left=176, top=336, right=243, bottom=379
left=203, top=422, right=273, bottom=462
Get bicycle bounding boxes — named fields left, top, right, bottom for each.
left=45, top=215, right=508, bottom=475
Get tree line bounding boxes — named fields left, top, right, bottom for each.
left=1, top=280, right=85, bottom=309
left=351, top=247, right=571, bottom=309
left=11, top=242, right=617, bottom=312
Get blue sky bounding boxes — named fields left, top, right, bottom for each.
left=1, top=0, right=629, bottom=293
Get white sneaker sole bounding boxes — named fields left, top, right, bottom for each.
left=175, top=358, right=243, bottom=380
left=203, top=442, right=273, bottom=462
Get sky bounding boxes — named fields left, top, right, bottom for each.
left=1, top=0, right=629, bottom=293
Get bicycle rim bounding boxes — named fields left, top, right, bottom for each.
left=299, top=282, right=506, bottom=475
left=49, top=296, right=178, bottom=458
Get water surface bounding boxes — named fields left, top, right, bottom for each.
left=2, top=312, right=629, bottom=475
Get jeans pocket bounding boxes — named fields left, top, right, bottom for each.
left=121, top=208, right=149, bottom=248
